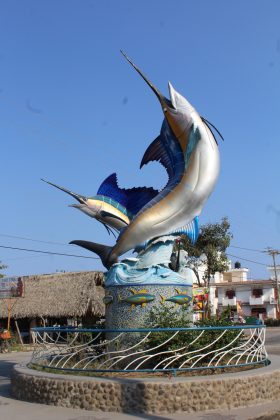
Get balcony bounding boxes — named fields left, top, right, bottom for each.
left=222, top=297, right=237, bottom=306
left=249, top=296, right=264, bottom=305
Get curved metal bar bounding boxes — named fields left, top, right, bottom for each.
left=207, top=329, right=245, bottom=366
left=30, top=325, right=268, bottom=374
left=154, top=330, right=205, bottom=370
left=124, top=331, right=180, bottom=370
left=96, top=332, right=152, bottom=370
left=178, top=330, right=228, bottom=369
left=235, top=328, right=259, bottom=365
left=60, top=333, right=103, bottom=368
left=72, top=333, right=124, bottom=368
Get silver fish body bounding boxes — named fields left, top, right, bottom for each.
left=106, top=59, right=220, bottom=266
left=71, top=53, right=220, bottom=269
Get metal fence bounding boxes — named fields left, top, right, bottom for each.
left=30, top=325, right=268, bottom=375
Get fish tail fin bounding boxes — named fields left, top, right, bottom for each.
left=160, top=295, right=166, bottom=305
left=70, top=240, right=115, bottom=269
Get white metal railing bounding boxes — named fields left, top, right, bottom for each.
left=29, top=325, right=268, bottom=375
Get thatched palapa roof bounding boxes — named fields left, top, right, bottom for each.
left=0, top=271, right=105, bottom=319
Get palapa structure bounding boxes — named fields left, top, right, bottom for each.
left=0, top=271, right=105, bottom=337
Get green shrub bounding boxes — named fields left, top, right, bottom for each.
left=265, top=318, right=280, bottom=327
left=144, top=306, right=245, bottom=368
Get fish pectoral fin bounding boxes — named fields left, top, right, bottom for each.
left=130, top=289, right=136, bottom=295
left=100, top=210, right=129, bottom=225
left=175, top=288, right=180, bottom=294
left=99, top=221, right=117, bottom=238
left=142, top=303, right=147, bottom=308
left=130, top=304, right=135, bottom=310
left=160, top=295, right=165, bottom=304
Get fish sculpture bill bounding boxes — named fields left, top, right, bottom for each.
left=70, top=52, right=220, bottom=270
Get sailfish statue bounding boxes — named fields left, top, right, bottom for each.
left=44, top=51, right=220, bottom=270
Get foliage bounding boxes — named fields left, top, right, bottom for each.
left=265, top=318, right=280, bottom=327
left=178, top=217, right=232, bottom=288
left=146, top=306, right=192, bottom=355
left=0, top=261, right=7, bottom=279
left=148, top=305, right=192, bottom=329
left=144, top=305, right=245, bottom=368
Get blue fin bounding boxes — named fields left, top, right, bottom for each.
left=97, top=173, right=158, bottom=216
left=97, top=173, right=128, bottom=208
left=137, top=120, right=185, bottom=217
left=169, top=216, right=199, bottom=243
left=140, top=135, right=167, bottom=170
left=125, top=187, right=158, bottom=216
left=140, top=120, right=185, bottom=181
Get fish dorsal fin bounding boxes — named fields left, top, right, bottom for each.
left=140, top=134, right=174, bottom=180
left=125, top=186, right=158, bottom=216
left=140, top=120, right=185, bottom=182
left=140, top=135, right=165, bottom=168
left=97, top=173, right=128, bottom=208
left=97, top=173, right=158, bottom=217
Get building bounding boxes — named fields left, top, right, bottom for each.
left=211, top=267, right=277, bottom=320
left=0, top=271, right=105, bottom=341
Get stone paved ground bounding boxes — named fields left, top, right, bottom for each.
left=1, top=327, right=280, bottom=420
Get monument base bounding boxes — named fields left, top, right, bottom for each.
left=105, top=283, right=192, bottom=329
left=104, top=236, right=194, bottom=329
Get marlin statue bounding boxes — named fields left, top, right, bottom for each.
left=69, top=52, right=221, bottom=269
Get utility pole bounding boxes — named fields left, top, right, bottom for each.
left=265, top=248, right=280, bottom=318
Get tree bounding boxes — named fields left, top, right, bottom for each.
left=179, top=217, right=232, bottom=288
left=0, top=261, right=7, bottom=279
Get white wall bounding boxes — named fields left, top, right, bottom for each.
left=216, top=284, right=276, bottom=318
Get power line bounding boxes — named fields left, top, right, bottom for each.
left=0, top=233, right=273, bottom=268
left=0, top=233, right=72, bottom=247
left=0, top=245, right=99, bottom=259
left=0, top=232, right=276, bottom=256
left=228, top=245, right=264, bottom=253
left=226, top=253, right=268, bottom=267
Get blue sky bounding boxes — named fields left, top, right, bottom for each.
left=0, top=0, right=279, bottom=279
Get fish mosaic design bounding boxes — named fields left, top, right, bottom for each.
left=118, top=289, right=155, bottom=309
left=161, top=288, right=192, bottom=308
